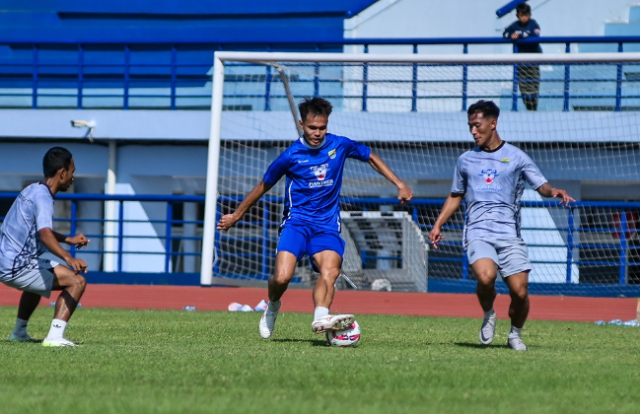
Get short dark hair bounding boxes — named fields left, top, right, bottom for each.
left=43, top=147, right=73, bottom=178
left=467, top=100, right=500, bottom=119
left=298, top=97, right=333, bottom=121
left=516, top=3, right=531, bottom=15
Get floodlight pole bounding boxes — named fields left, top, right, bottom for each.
left=200, top=54, right=225, bottom=286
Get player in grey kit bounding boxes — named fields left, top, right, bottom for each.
left=0, top=147, right=89, bottom=347
left=428, top=100, right=574, bottom=351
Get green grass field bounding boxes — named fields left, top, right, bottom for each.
left=0, top=306, right=638, bottom=414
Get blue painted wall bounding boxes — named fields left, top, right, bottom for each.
left=0, top=1, right=378, bottom=43
left=0, top=1, right=380, bottom=105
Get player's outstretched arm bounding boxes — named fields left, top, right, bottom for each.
left=367, top=152, right=413, bottom=205
left=217, top=180, right=274, bottom=231
left=39, top=228, right=88, bottom=274
left=428, top=193, right=464, bottom=250
left=536, top=182, right=575, bottom=206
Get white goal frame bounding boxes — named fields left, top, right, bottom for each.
left=200, top=51, right=640, bottom=285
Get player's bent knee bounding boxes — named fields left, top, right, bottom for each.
left=52, top=265, right=87, bottom=290
left=66, top=274, right=87, bottom=294
left=75, top=274, right=87, bottom=290
left=318, top=269, right=340, bottom=284
left=271, top=272, right=294, bottom=286
left=510, top=288, right=528, bottom=301
left=476, top=273, right=497, bottom=287
left=320, top=266, right=340, bottom=277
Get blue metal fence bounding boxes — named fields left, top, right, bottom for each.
left=0, top=192, right=638, bottom=296
left=2, top=37, right=640, bottom=111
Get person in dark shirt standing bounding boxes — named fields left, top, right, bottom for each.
left=503, top=3, right=542, bottom=111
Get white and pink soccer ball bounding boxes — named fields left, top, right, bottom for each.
left=326, top=320, right=361, bottom=347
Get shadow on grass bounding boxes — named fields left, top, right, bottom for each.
left=454, top=342, right=509, bottom=349
left=5, top=339, right=44, bottom=344
left=271, top=338, right=329, bottom=347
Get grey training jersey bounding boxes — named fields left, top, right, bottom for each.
left=451, top=142, right=547, bottom=243
left=0, top=183, right=54, bottom=276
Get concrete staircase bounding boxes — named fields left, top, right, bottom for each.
left=339, top=211, right=429, bottom=292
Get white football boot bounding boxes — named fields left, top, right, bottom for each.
left=311, top=314, right=355, bottom=334
left=479, top=310, right=497, bottom=345
left=507, top=337, right=529, bottom=351
left=42, top=337, right=77, bottom=347
left=259, top=301, right=280, bottom=339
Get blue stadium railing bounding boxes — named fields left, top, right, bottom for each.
left=2, top=36, right=640, bottom=111
left=0, top=192, right=638, bottom=296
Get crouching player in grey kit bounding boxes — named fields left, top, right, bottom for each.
left=429, top=100, right=574, bottom=351
left=0, top=147, right=89, bottom=346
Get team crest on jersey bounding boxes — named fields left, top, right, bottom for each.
left=311, top=164, right=329, bottom=181
left=308, top=163, right=334, bottom=188
left=328, top=149, right=337, bottom=159
left=479, top=168, right=499, bottom=184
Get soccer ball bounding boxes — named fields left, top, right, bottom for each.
left=326, top=320, right=361, bottom=347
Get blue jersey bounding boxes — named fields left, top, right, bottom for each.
left=503, top=19, right=542, bottom=53
left=263, top=133, right=371, bottom=231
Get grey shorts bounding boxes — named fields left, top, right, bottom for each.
left=1, top=258, right=59, bottom=298
left=466, top=238, right=532, bottom=278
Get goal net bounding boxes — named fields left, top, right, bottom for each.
left=201, top=51, right=640, bottom=297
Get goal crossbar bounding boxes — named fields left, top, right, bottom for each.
left=214, top=51, right=640, bottom=64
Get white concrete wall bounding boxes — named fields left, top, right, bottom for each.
left=0, top=142, right=209, bottom=273
left=346, top=0, right=636, bottom=54
left=1, top=110, right=639, bottom=142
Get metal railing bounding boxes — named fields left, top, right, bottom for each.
left=0, top=193, right=638, bottom=290
left=2, top=37, right=640, bottom=111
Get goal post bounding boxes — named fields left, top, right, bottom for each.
left=201, top=51, right=640, bottom=296
left=201, top=55, right=225, bottom=286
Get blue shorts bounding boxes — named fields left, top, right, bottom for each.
left=277, top=225, right=345, bottom=263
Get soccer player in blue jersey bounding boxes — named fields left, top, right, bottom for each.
left=0, top=147, right=89, bottom=347
left=217, top=97, right=413, bottom=339
left=428, top=100, right=574, bottom=351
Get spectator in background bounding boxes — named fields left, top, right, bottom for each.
left=503, top=3, right=541, bottom=111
